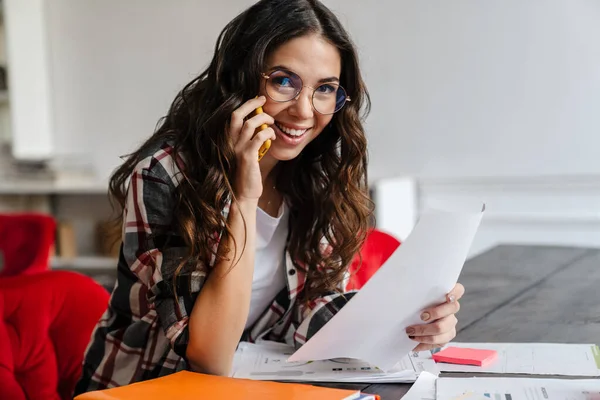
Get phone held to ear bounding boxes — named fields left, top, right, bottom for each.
left=253, top=106, right=271, bottom=161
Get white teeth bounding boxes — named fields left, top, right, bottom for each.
left=276, top=122, right=308, bottom=137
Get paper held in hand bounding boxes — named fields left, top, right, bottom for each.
left=287, top=203, right=485, bottom=371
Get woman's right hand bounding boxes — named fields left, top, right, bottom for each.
left=229, top=96, right=276, bottom=201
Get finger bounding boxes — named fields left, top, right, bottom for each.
left=409, top=327, right=456, bottom=345
left=239, top=113, right=275, bottom=142
left=419, top=300, right=460, bottom=323
left=412, top=343, right=447, bottom=353
left=446, top=282, right=465, bottom=303
left=249, top=127, right=276, bottom=153
left=230, top=96, right=268, bottom=136
left=407, top=315, right=457, bottom=337
left=411, top=331, right=455, bottom=346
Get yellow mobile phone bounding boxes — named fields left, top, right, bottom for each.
left=253, top=106, right=271, bottom=161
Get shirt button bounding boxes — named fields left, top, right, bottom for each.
left=288, top=269, right=296, bottom=276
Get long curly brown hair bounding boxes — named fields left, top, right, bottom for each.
left=108, top=0, right=374, bottom=302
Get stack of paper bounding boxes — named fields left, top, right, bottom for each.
left=232, top=341, right=439, bottom=383
left=397, top=343, right=600, bottom=400
left=431, top=343, right=600, bottom=377
left=400, top=372, right=437, bottom=400
left=436, top=377, right=600, bottom=400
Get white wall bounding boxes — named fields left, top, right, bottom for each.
left=4, top=0, right=54, bottom=159
left=372, top=176, right=417, bottom=242
left=419, top=175, right=600, bottom=257
left=327, top=0, right=600, bottom=181
left=0, top=10, right=11, bottom=145
left=45, top=0, right=256, bottom=179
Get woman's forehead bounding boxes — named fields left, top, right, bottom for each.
left=266, top=35, right=341, bottom=83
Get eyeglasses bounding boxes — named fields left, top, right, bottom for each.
left=261, top=69, right=351, bottom=115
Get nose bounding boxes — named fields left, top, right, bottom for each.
left=289, top=87, right=314, bottom=120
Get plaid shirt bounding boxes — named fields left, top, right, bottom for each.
left=74, top=142, right=356, bottom=395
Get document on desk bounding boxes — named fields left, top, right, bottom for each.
left=232, top=341, right=439, bottom=383
left=288, top=204, right=485, bottom=371
left=436, top=377, right=600, bottom=400
left=401, top=372, right=437, bottom=400
left=434, top=343, right=600, bottom=377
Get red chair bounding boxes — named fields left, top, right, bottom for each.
left=346, top=228, right=401, bottom=291
left=0, top=270, right=110, bottom=400
left=0, top=213, right=56, bottom=277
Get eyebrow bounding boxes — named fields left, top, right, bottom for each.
left=269, top=65, right=340, bottom=84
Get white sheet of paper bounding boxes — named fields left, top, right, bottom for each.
left=401, top=372, right=437, bottom=400
left=436, top=377, right=600, bottom=400
left=433, top=343, right=600, bottom=377
left=231, top=341, right=438, bottom=383
left=288, top=205, right=484, bottom=371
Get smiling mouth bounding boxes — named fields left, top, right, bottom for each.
left=274, top=121, right=312, bottom=137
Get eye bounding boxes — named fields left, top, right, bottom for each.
left=272, top=76, right=294, bottom=87
left=316, top=84, right=336, bottom=94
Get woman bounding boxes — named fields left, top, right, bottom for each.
left=75, top=0, right=464, bottom=394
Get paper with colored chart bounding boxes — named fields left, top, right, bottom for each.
left=433, top=343, right=600, bottom=377
left=232, top=341, right=439, bottom=383
left=288, top=203, right=485, bottom=371
left=436, top=377, right=600, bottom=400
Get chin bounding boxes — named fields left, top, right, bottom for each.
left=268, top=147, right=303, bottom=161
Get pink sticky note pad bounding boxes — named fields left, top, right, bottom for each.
left=432, top=347, right=498, bottom=367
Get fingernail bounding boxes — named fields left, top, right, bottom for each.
left=421, top=312, right=431, bottom=321
left=406, top=328, right=415, bottom=335
left=447, top=294, right=456, bottom=303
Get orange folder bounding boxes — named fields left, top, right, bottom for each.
left=74, top=371, right=379, bottom=400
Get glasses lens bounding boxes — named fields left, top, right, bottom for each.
left=264, top=69, right=349, bottom=114
left=265, top=70, right=301, bottom=102
left=313, top=84, right=347, bottom=114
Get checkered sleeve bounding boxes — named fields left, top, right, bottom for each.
left=293, top=291, right=358, bottom=348
left=292, top=267, right=358, bottom=348
left=122, top=155, right=206, bottom=359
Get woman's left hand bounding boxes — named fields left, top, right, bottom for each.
left=406, top=283, right=465, bottom=352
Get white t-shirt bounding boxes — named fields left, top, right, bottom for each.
left=244, top=202, right=289, bottom=330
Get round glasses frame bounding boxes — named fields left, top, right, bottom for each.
left=261, top=70, right=351, bottom=115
